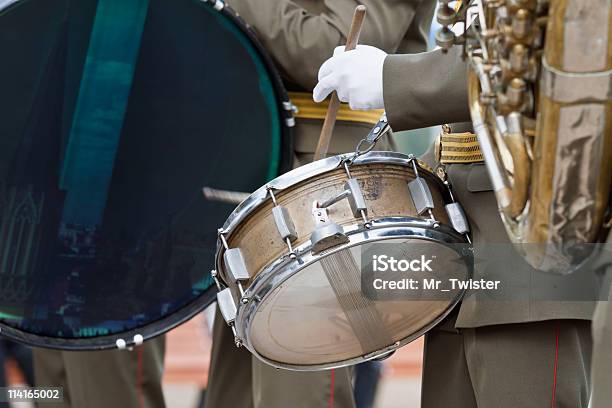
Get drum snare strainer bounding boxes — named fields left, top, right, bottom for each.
left=213, top=127, right=473, bottom=371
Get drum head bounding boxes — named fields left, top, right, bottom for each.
left=245, top=236, right=470, bottom=369
left=0, top=0, right=291, bottom=348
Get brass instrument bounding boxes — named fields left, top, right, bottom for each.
left=436, top=0, right=612, bottom=273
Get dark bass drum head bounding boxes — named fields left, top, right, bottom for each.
left=0, top=0, right=293, bottom=349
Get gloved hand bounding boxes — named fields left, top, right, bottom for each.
left=313, top=45, right=387, bottom=110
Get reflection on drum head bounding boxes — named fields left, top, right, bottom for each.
left=0, top=0, right=290, bottom=348
left=249, top=238, right=468, bottom=367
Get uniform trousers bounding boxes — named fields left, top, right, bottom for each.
left=33, top=336, right=166, bottom=408
left=422, top=313, right=592, bottom=408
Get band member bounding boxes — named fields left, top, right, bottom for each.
left=204, top=1, right=438, bottom=407
left=314, top=44, right=595, bottom=407
left=33, top=337, right=166, bottom=408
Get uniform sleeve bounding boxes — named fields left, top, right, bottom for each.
left=382, top=46, right=471, bottom=131
left=228, top=0, right=427, bottom=90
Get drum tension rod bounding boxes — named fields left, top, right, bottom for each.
left=267, top=186, right=299, bottom=259
left=210, top=269, right=223, bottom=291
left=213, top=275, right=243, bottom=348
left=210, top=269, right=243, bottom=347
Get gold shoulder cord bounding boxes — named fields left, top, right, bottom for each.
left=436, top=124, right=484, bottom=165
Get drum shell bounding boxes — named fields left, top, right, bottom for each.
left=218, top=161, right=451, bottom=288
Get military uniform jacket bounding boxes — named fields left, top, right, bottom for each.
left=382, top=46, right=599, bottom=328
left=229, top=0, right=436, bottom=156
left=230, top=0, right=435, bottom=90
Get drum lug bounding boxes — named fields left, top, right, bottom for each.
left=407, top=155, right=436, bottom=216
left=217, top=288, right=237, bottom=324
left=407, top=155, right=440, bottom=226
left=408, top=177, right=435, bottom=216
left=317, top=177, right=371, bottom=228
left=224, top=248, right=250, bottom=281
left=443, top=180, right=472, bottom=239
left=268, top=186, right=299, bottom=258
left=310, top=205, right=350, bottom=253
left=272, top=206, right=298, bottom=242
left=445, top=202, right=470, bottom=235
left=224, top=248, right=250, bottom=296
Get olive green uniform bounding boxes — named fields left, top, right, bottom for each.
left=204, top=1, right=436, bottom=407
left=33, top=336, right=166, bottom=408
left=383, top=46, right=596, bottom=407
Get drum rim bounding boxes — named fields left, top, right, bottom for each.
left=0, top=0, right=20, bottom=13
left=0, top=0, right=293, bottom=349
left=0, top=289, right=217, bottom=350
left=234, top=217, right=472, bottom=371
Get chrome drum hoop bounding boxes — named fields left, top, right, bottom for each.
left=234, top=217, right=473, bottom=371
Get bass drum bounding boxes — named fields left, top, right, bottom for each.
left=0, top=0, right=293, bottom=349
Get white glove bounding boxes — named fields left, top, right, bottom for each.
left=313, top=45, right=387, bottom=110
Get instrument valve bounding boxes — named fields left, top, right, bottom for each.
left=512, top=8, right=531, bottom=40
left=435, top=27, right=457, bottom=52
left=436, top=3, right=456, bottom=27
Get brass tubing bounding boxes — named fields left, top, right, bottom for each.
left=468, top=64, right=513, bottom=211
left=504, top=112, right=530, bottom=218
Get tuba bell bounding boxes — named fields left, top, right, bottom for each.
left=435, top=0, right=612, bottom=273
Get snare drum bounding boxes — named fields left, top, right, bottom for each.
left=214, top=151, right=472, bottom=370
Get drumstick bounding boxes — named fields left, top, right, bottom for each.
left=202, top=187, right=250, bottom=205
left=313, top=5, right=367, bottom=161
